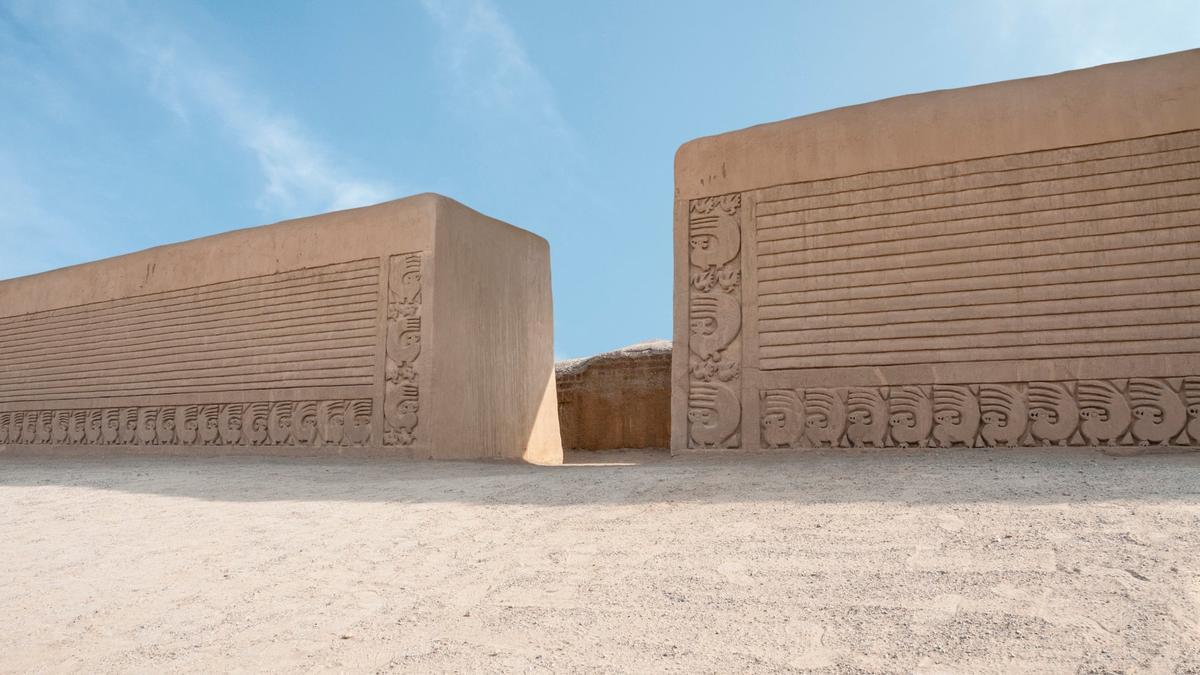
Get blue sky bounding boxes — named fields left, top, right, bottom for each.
left=1, top=1, right=1197, bottom=359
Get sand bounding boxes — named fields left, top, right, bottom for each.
left=1, top=448, right=1198, bottom=673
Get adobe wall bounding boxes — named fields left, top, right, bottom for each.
left=556, top=341, right=670, bottom=450
left=673, top=50, right=1200, bottom=452
left=0, top=194, right=562, bottom=463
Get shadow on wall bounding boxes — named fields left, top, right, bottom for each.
left=2, top=447, right=1198, bottom=507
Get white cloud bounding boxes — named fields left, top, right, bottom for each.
left=419, top=0, right=576, bottom=148
left=11, top=0, right=393, bottom=215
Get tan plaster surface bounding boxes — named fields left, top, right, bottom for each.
left=674, top=50, right=1200, bottom=453
left=556, top=340, right=670, bottom=450
left=0, top=193, right=561, bottom=463
left=2, top=449, right=1199, bottom=671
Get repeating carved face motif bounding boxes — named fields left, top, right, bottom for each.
left=847, top=410, right=871, bottom=425
left=1189, top=404, right=1200, bottom=419
left=806, top=414, right=829, bottom=430
left=762, top=411, right=786, bottom=432
left=1028, top=408, right=1058, bottom=423
left=687, top=407, right=713, bottom=425
left=689, top=233, right=716, bottom=255
left=1079, top=407, right=1108, bottom=422
left=889, top=411, right=914, bottom=429
left=399, top=400, right=418, bottom=414
left=690, top=316, right=716, bottom=337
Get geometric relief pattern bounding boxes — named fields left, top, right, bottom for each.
left=383, top=252, right=422, bottom=446
left=687, top=193, right=743, bottom=448
left=761, top=377, right=1200, bottom=450
left=0, top=400, right=374, bottom=447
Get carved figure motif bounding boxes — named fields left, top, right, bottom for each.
left=846, top=388, right=888, bottom=448
left=804, top=388, right=846, bottom=447
left=1128, top=378, right=1186, bottom=446
left=384, top=252, right=423, bottom=447
left=888, top=386, right=933, bottom=447
left=932, top=386, right=980, bottom=448
left=979, top=384, right=1027, bottom=447
left=1027, top=382, right=1078, bottom=446
left=687, top=193, right=743, bottom=449
left=760, top=389, right=804, bottom=448
left=1185, top=377, right=1200, bottom=444
left=689, top=381, right=741, bottom=448
left=1078, top=380, right=1132, bottom=446
left=243, top=403, right=269, bottom=446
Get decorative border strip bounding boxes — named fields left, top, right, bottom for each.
left=383, top=252, right=422, bottom=446
left=0, top=400, right=374, bottom=447
left=760, top=378, right=1200, bottom=449
left=687, top=194, right=743, bottom=448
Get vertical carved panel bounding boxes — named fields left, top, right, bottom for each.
left=384, top=252, right=423, bottom=446
left=687, top=194, right=742, bottom=448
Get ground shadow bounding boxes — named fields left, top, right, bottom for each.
left=2, top=447, right=1199, bottom=507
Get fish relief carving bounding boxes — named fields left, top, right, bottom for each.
left=1128, top=378, right=1186, bottom=446
left=292, top=402, right=319, bottom=444
left=319, top=400, right=346, bottom=446
left=846, top=388, right=888, bottom=448
left=760, top=389, right=804, bottom=449
left=242, top=403, right=269, bottom=446
left=50, top=410, right=69, bottom=444
left=888, top=386, right=933, bottom=448
left=385, top=253, right=422, bottom=447
left=86, top=409, right=104, bottom=444
left=268, top=402, right=294, bottom=445
left=932, top=386, right=980, bottom=448
left=688, top=194, right=741, bottom=272
left=688, top=381, right=740, bottom=448
left=804, top=388, right=846, bottom=447
left=689, top=293, right=741, bottom=360
left=1078, top=380, right=1132, bottom=446
left=1184, top=377, right=1200, bottom=444
left=198, top=405, right=220, bottom=445
left=69, top=410, right=87, bottom=444
left=176, top=406, right=199, bottom=445
left=155, top=407, right=176, bottom=445
left=1027, top=382, right=1078, bottom=446
left=345, top=400, right=373, bottom=446
left=137, top=408, right=158, bottom=445
left=979, top=384, right=1027, bottom=447
left=102, top=409, right=120, bottom=444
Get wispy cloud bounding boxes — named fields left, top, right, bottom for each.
left=419, top=0, right=576, bottom=150
left=9, top=0, right=393, bottom=215
left=993, top=0, right=1200, bottom=69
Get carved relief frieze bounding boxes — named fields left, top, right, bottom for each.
left=0, top=400, right=374, bottom=448
left=687, top=194, right=743, bottom=449
left=384, top=252, right=423, bottom=447
left=759, top=378, right=1200, bottom=451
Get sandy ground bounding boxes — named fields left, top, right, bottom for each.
left=1, top=448, right=1199, bottom=674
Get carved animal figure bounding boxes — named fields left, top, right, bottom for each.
left=846, top=388, right=888, bottom=448
left=1182, top=377, right=1200, bottom=444
left=102, top=409, right=120, bottom=444
left=176, top=406, right=199, bottom=445
left=1077, top=380, right=1132, bottom=446
left=689, top=293, right=741, bottom=359
left=198, top=405, right=220, bottom=445
left=688, top=381, right=740, bottom=448
left=156, top=407, right=177, bottom=445
left=887, top=387, right=932, bottom=448
left=1027, top=382, right=1078, bottom=445
left=69, top=410, right=88, bottom=444
left=36, top=411, right=54, bottom=444
left=1128, top=378, right=1186, bottom=446
left=319, top=401, right=346, bottom=446
left=388, top=316, right=422, bottom=367
left=688, top=197, right=741, bottom=270
left=932, top=386, right=980, bottom=448
left=268, top=402, right=294, bottom=445
left=242, top=403, right=269, bottom=446
left=119, top=408, right=138, bottom=445
left=49, top=411, right=69, bottom=444
left=0, top=413, right=11, bottom=444
left=22, top=412, right=37, bottom=444
left=136, top=408, right=158, bottom=445
left=86, top=409, right=104, bottom=444
left=804, top=388, right=846, bottom=447
left=760, top=389, right=804, bottom=448
left=292, top=402, right=318, bottom=444
left=979, top=384, right=1028, bottom=447
left=345, top=400, right=373, bottom=446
